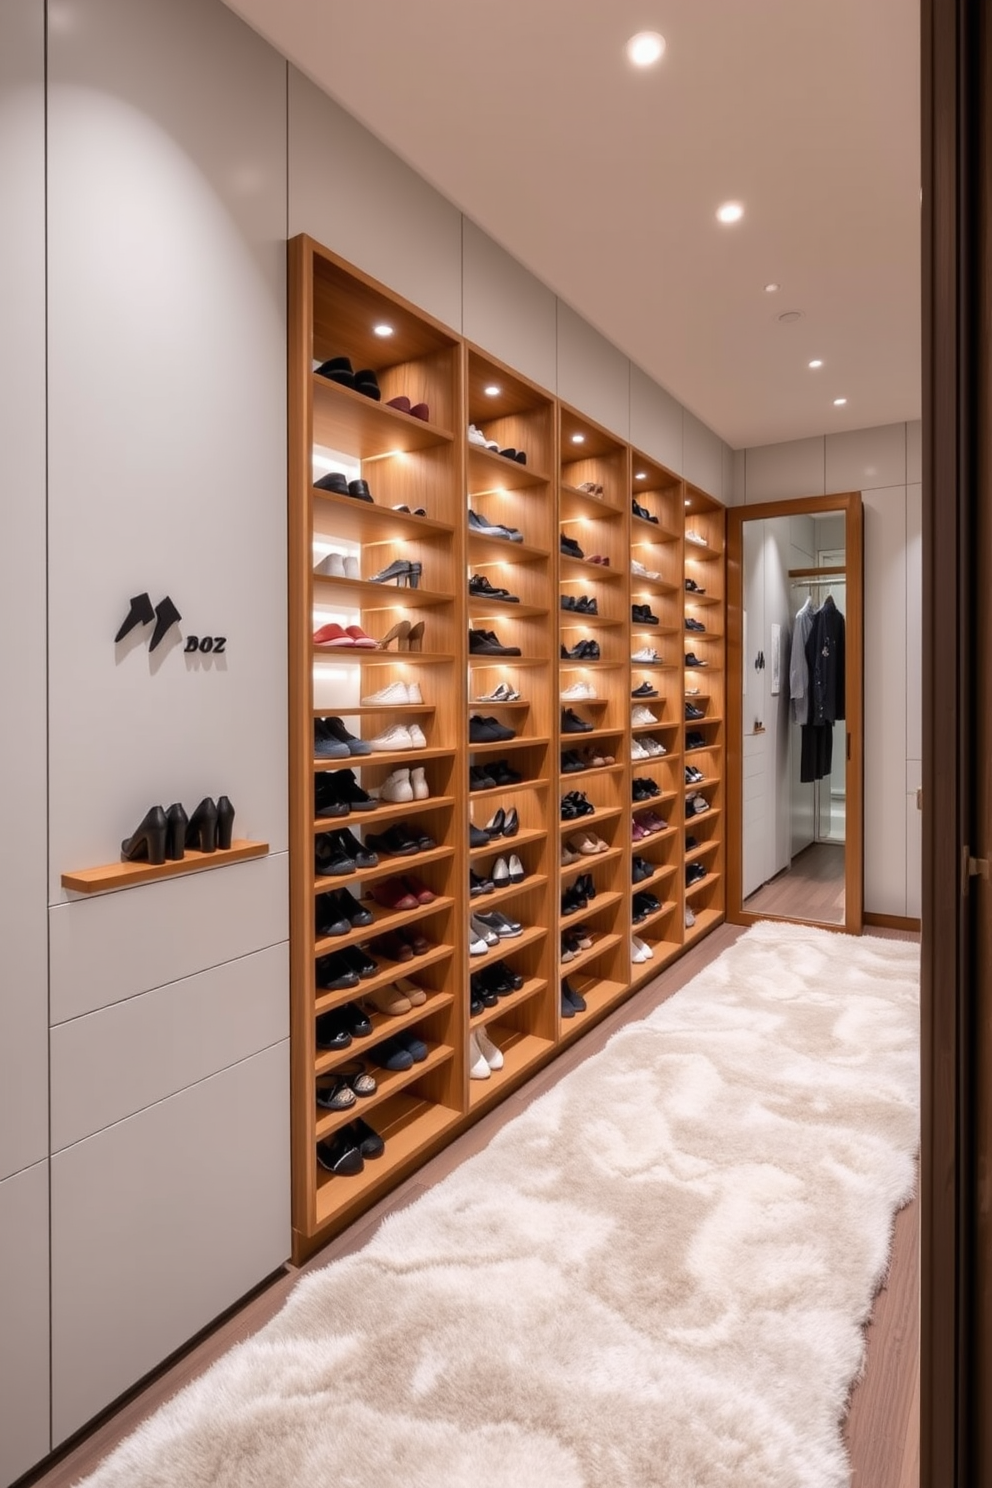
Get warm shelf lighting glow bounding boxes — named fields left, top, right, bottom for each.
left=809, top=359, right=823, bottom=369
left=373, top=323, right=393, bottom=337
left=484, top=384, right=501, bottom=396
left=626, top=31, right=666, bottom=67
left=717, top=201, right=744, bottom=224
left=764, top=283, right=780, bottom=293
left=833, top=397, right=847, bottom=406
left=635, top=471, right=647, bottom=480
left=571, top=434, right=585, bottom=444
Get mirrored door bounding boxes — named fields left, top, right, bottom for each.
left=726, top=493, right=863, bottom=933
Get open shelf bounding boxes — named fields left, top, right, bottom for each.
left=312, top=488, right=455, bottom=543
left=312, top=374, right=455, bottom=457
left=62, top=839, right=269, bottom=895
left=468, top=1030, right=556, bottom=1109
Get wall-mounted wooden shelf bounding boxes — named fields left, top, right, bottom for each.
left=61, top=839, right=269, bottom=895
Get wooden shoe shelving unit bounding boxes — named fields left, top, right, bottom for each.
left=288, top=234, right=729, bottom=1261
left=683, top=485, right=727, bottom=944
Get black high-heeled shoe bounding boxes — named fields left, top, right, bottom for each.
left=216, top=796, right=235, bottom=850
left=165, top=802, right=188, bottom=861
left=115, top=592, right=154, bottom=643
left=121, top=805, right=168, bottom=864
left=502, top=807, right=520, bottom=837
left=369, top=559, right=422, bottom=589
left=186, top=797, right=219, bottom=853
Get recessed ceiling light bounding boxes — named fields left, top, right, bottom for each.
left=484, top=384, right=501, bottom=396
left=571, top=433, right=585, bottom=444
left=808, top=359, right=823, bottom=369
left=833, top=397, right=847, bottom=406
left=626, top=31, right=666, bottom=67
left=684, top=498, right=691, bottom=507
left=778, top=310, right=803, bottom=324
left=373, top=323, right=393, bottom=337
left=635, top=472, right=647, bottom=480
left=764, top=283, right=780, bottom=293
left=716, top=201, right=744, bottom=224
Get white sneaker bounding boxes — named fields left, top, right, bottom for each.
left=631, top=705, right=659, bottom=725
left=314, top=551, right=345, bottom=577
left=561, top=682, right=597, bottom=701
left=632, top=935, right=654, bottom=962
left=630, top=738, right=649, bottom=760
left=361, top=681, right=410, bottom=706
left=685, top=905, right=696, bottom=927
left=685, top=686, right=701, bottom=696
left=370, top=724, right=414, bottom=750
left=407, top=681, right=424, bottom=704
left=641, top=736, right=666, bottom=757
left=410, top=766, right=429, bottom=800
left=476, top=1026, right=504, bottom=1070
left=407, top=723, right=427, bottom=748
left=343, top=555, right=360, bottom=579
left=469, top=931, right=489, bottom=956
left=467, top=424, right=488, bottom=447
left=469, top=1031, right=491, bottom=1078
left=631, top=646, right=660, bottom=663
left=380, top=768, right=413, bottom=802
left=631, top=560, right=661, bottom=580
left=685, top=530, right=708, bottom=547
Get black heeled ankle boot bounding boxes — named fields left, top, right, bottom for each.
left=165, top=802, right=188, bottom=861
left=121, top=805, right=168, bottom=864
left=186, top=797, right=219, bottom=852
left=216, top=796, right=235, bottom=850
left=115, top=592, right=154, bottom=643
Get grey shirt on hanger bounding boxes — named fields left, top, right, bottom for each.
left=790, top=596, right=816, bottom=723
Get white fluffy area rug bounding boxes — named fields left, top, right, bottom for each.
left=80, top=921, right=920, bottom=1488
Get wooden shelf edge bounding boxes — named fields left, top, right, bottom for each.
left=61, top=839, right=269, bottom=895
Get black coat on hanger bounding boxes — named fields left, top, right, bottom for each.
left=805, top=594, right=846, bottom=726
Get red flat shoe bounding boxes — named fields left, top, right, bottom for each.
left=313, top=622, right=353, bottom=647
left=400, top=875, right=436, bottom=905
left=409, top=402, right=429, bottom=421
left=386, top=395, right=412, bottom=413
left=345, top=625, right=378, bottom=649
left=371, top=878, right=419, bottom=911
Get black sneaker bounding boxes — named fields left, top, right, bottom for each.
left=685, top=703, right=705, bottom=719
left=684, top=653, right=708, bottom=668
left=632, top=681, right=659, bottom=698
left=469, top=714, right=517, bottom=743
left=561, top=708, right=594, bottom=735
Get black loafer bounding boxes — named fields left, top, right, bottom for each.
left=348, top=478, right=374, bottom=501
left=353, top=369, right=381, bottom=401
left=314, top=840, right=356, bottom=878
left=315, top=896, right=351, bottom=938
left=315, top=957, right=360, bottom=993
left=316, top=1131, right=364, bottom=1176
left=314, top=471, right=350, bottom=495
left=351, top=1118, right=385, bottom=1158
left=340, top=999, right=373, bottom=1034
left=331, top=887, right=374, bottom=927
left=338, top=948, right=378, bottom=981
left=470, top=822, right=490, bottom=847
left=333, top=828, right=378, bottom=869
left=314, top=1012, right=352, bottom=1050
left=316, top=356, right=354, bottom=387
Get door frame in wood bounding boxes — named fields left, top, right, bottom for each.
left=725, top=491, right=864, bottom=934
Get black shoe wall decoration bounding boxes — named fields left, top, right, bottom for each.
left=115, top=591, right=182, bottom=652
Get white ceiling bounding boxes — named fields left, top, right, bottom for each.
left=225, top=0, right=921, bottom=450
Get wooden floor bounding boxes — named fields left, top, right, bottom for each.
left=21, top=923, right=920, bottom=1488
left=744, top=840, right=847, bottom=923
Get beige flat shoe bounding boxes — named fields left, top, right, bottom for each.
left=363, top=984, right=412, bottom=1015
left=569, top=832, right=600, bottom=856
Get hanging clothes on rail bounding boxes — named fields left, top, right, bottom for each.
left=789, top=595, right=816, bottom=723
left=800, top=593, right=846, bottom=782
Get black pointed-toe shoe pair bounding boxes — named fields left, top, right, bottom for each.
left=121, top=795, right=235, bottom=864
left=115, top=593, right=182, bottom=652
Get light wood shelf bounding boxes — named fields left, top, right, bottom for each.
left=62, top=839, right=268, bottom=895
